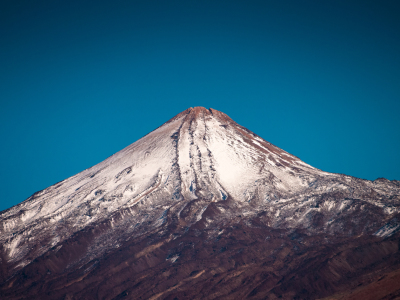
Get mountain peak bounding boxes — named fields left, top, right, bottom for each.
left=167, top=107, right=233, bottom=125
left=1, top=107, right=400, bottom=299
left=189, top=106, right=211, bottom=113
left=185, top=106, right=212, bottom=120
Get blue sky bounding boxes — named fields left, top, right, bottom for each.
left=1, top=0, right=399, bottom=211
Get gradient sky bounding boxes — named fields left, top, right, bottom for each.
left=1, top=0, right=399, bottom=211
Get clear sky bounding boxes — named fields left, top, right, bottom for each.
left=1, top=0, right=399, bottom=211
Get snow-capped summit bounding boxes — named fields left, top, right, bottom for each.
left=1, top=107, right=399, bottom=299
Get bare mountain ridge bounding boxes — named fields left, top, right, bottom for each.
left=1, top=107, right=399, bottom=299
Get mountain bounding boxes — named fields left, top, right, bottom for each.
left=1, top=107, right=400, bottom=299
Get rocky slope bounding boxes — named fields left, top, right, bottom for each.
left=1, top=107, right=399, bottom=299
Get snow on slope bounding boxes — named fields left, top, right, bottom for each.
left=1, top=107, right=399, bottom=276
